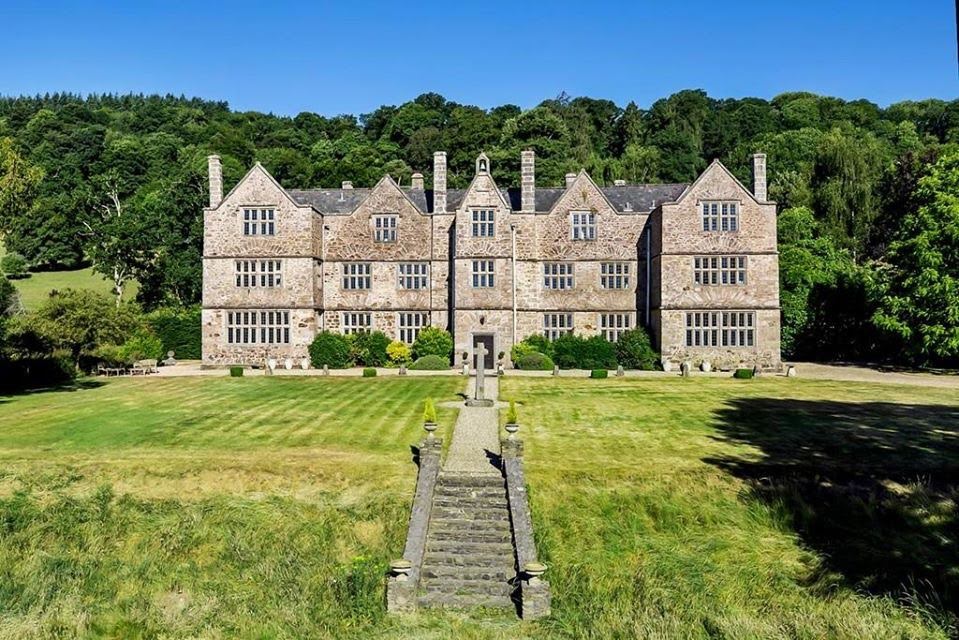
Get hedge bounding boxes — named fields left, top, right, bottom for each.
left=409, top=354, right=450, bottom=370
left=350, top=331, right=390, bottom=367
left=733, top=368, right=754, bottom=379
left=230, top=366, right=244, bottom=377
left=516, top=352, right=554, bottom=371
left=590, top=369, right=609, bottom=379
left=362, top=367, right=377, bottom=377
left=146, top=307, right=201, bottom=360
left=615, top=328, right=659, bottom=370
left=552, top=334, right=617, bottom=370
left=0, top=357, right=75, bottom=392
left=309, top=332, right=352, bottom=368
left=412, top=327, right=453, bottom=360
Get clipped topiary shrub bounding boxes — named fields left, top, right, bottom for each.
left=409, top=354, right=450, bottom=370
left=1, top=252, right=29, bottom=279
left=362, top=367, right=377, bottom=377
left=309, top=331, right=352, bottom=368
left=615, top=327, right=659, bottom=370
left=350, top=330, right=391, bottom=367
left=516, top=352, right=555, bottom=371
left=510, top=341, right=537, bottom=365
left=146, top=306, right=202, bottom=360
left=412, top=327, right=453, bottom=360
left=552, top=334, right=617, bottom=370
left=733, top=368, right=754, bottom=379
left=229, top=366, right=244, bottom=377
left=387, top=340, right=411, bottom=366
left=117, top=330, right=165, bottom=364
left=590, top=369, right=609, bottom=379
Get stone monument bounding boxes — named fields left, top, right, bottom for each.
left=465, top=342, right=494, bottom=407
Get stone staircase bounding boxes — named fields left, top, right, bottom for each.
left=417, top=471, right=516, bottom=610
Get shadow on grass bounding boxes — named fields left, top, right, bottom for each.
left=706, top=398, right=959, bottom=623
left=0, top=378, right=106, bottom=403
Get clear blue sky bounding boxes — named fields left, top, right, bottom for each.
left=2, top=0, right=956, bottom=116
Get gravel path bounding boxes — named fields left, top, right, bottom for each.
left=444, top=376, right=501, bottom=474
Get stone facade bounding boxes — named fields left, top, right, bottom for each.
left=202, top=149, right=781, bottom=369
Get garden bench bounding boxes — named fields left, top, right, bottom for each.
left=130, top=359, right=158, bottom=375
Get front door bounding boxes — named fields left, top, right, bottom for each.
left=474, top=334, right=495, bottom=370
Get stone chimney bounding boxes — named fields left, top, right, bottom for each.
left=565, top=173, right=577, bottom=188
left=411, top=172, right=424, bottom=190
left=207, top=155, right=223, bottom=208
left=752, top=153, right=767, bottom=201
left=433, top=151, right=447, bottom=214
left=613, top=179, right=626, bottom=186
left=521, top=149, right=535, bottom=212
left=341, top=181, right=353, bottom=190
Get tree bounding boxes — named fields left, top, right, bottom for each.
left=0, top=137, right=43, bottom=240
left=81, top=172, right=143, bottom=305
left=874, top=151, right=959, bottom=365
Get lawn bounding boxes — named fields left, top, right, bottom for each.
left=0, top=375, right=957, bottom=638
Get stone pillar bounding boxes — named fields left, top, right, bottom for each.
left=433, top=151, right=447, bottom=214
left=411, top=172, right=424, bottom=190
left=521, top=149, right=535, bottom=212
left=208, top=155, right=223, bottom=208
left=752, top=153, right=767, bottom=202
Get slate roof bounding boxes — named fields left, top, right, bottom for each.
left=288, top=183, right=689, bottom=214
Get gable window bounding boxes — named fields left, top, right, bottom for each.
left=227, top=310, right=290, bottom=345
left=684, top=311, right=754, bottom=347
left=235, top=260, right=282, bottom=288
left=543, top=263, right=574, bottom=290
left=693, top=256, right=746, bottom=285
left=342, top=263, right=371, bottom=290
left=373, top=214, right=397, bottom=243
left=570, top=211, right=596, bottom=240
left=398, top=262, right=428, bottom=290
left=600, top=313, right=632, bottom=342
left=600, top=262, right=630, bottom=289
left=472, top=260, right=494, bottom=288
left=543, top=313, right=573, bottom=341
left=243, top=208, right=275, bottom=236
left=341, top=312, right=371, bottom=335
left=398, top=312, right=428, bottom=344
left=701, top=201, right=738, bottom=232
left=471, top=210, right=495, bottom=237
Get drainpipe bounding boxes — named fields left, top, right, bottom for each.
left=322, top=223, right=330, bottom=331
left=511, top=224, right=517, bottom=346
left=645, top=228, right=651, bottom=327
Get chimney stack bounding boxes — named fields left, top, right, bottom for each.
left=433, top=151, right=447, bottom=214
left=341, top=181, right=353, bottom=190
left=521, top=149, right=535, bottom=212
left=565, top=172, right=577, bottom=188
left=411, top=172, right=424, bottom=190
left=207, top=155, right=223, bottom=208
left=613, top=179, right=626, bottom=186
left=752, top=153, right=767, bottom=201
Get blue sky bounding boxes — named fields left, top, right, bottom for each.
left=1, top=0, right=956, bottom=116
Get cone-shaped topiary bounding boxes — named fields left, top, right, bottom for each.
left=507, top=399, right=518, bottom=425
left=423, top=398, right=437, bottom=424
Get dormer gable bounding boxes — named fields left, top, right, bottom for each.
left=455, top=152, right=511, bottom=213
left=215, top=162, right=308, bottom=212
left=547, top=169, right=619, bottom=216
left=674, top=159, right=769, bottom=207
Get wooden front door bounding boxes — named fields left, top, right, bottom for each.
left=474, top=334, right=495, bottom=370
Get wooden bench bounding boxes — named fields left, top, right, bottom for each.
left=130, top=359, right=158, bottom=375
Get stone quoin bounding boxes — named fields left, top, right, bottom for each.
left=202, top=150, right=781, bottom=369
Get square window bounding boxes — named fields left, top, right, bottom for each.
left=398, top=262, right=428, bottom=290
left=543, top=263, right=574, bottom=290
left=600, top=262, right=630, bottom=289
left=342, top=263, right=372, bottom=290
left=471, top=260, right=494, bottom=288
left=570, top=211, right=596, bottom=240
left=373, top=215, right=397, bottom=243
left=471, top=210, right=495, bottom=237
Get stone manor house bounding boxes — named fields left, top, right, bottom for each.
left=202, top=150, right=781, bottom=369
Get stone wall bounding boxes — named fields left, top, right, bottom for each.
left=201, top=308, right=315, bottom=365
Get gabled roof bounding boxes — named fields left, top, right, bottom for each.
left=673, top=159, right=765, bottom=206
left=216, top=162, right=307, bottom=211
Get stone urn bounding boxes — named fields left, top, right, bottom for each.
left=700, top=360, right=712, bottom=373
left=523, top=562, right=548, bottom=583
left=389, top=559, right=412, bottom=581
left=505, top=422, right=519, bottom=440
left=786, top=364, right=797, bottom=377
left=423, top=421, right=438, bottom=440
left=661, top=359, right=672, bottom=373
left=680, top=361, right=691, bottom=377
left=300, top=357, right=310, bottom=370
left=267, top=358, right=277, bottom=371
left=284, top=358, right=293, bottom=370
left=399, top=365, right=407, bottom=376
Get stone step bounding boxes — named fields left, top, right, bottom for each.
left=421, top=564, right=513, bottom=581
left=433, top=488, right=506, bottom=502
left=431, top=505, right=510, bottom=521
left=429, top=518, right=512, bottom=534
left=416, top=591, right=514, bottom=610
left=429, top=528, right=512, bottom=544
left=437, top=473, right=505, bottom=488
left=420, top=576, right=514, bottom=597
left=423, top=551, right=515, bottom=568
left=426, top=539, right=514, bottom=556
left=432, top=494, right=508, bottom=508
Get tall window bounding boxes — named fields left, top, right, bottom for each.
left=701, top=201, right=738, bottom=232
left=235, top=260, right=282, bottom=288
left=471, top=210, right=495, bottom=237
left=543, top=313, right=573, bottom=341
left=570, top=211, right=596, bottom=240
left=600, top=262, right=630, bottom=289
left=243, top=208, right=275, bottom=236
left=342, top=263, right=371, bottom=290
left=684, top=311, right=755, bottom=347
left=600, top=313, right=632, bottom=342
left=341, top=312, right=371, bottom=335
left=472, top=260, right=494, bottom=288
left=373, top=214, right=397, bottom=243
left=693, top=256, right=746, bottom=285
left=398, top=312, right=428, bottom=344
left=226, top=310, right=290, bottom=345
left=398, top=262, right=428, bottom=290
left=543, top=263, right=574, bottom=290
